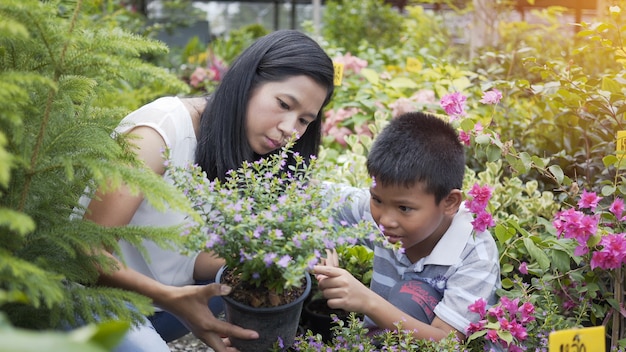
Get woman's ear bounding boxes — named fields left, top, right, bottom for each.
left=443, top=189, right=463, bottom=216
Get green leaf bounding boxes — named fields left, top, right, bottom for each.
left=603, top=155, right=619, bottom=167
left=486, top=144, right=502, bottom=162
left=602, top=77, right=622, bottom=94
left=601, top=185, right=616, bottom=196
left=386, top=77, right=418, bottom=89
left=548, top=165, right=564, bottom=184
left=359, top=68, right=379, bottom=85
left=523, top=238, right=551, bottom=270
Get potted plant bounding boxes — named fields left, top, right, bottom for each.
left=169, top=139, right=375, bottom=351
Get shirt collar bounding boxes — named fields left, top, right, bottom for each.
left=417, top=204, right=475, bottom=266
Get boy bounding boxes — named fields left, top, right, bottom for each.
left=314, top=111, right=500, bottom=342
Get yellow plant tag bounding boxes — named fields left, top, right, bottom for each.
left=548, top=326, right=604, bottom=352
left=333, top=62, right=344, bottom=86
left=406, top=57, right=422, bottom=73
left=617, top=130, right=626, bottom=154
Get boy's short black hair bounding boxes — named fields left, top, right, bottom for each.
left=366, top=111, right=465, bottom=204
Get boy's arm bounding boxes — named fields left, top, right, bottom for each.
left=313, top=265, right=464, bottom=342
left=321, top=182, right=373, bottom=224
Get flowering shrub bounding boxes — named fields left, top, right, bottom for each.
left=466, top=297, right=537, bottom=351
left=290, top=313, right=461, bottom=352
left=168, top=140, right=375, bottom=298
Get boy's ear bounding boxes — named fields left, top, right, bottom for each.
left=443, top=189, right=463, bottom=215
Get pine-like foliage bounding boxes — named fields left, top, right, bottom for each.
left=0, top=0, right=195, bottom=330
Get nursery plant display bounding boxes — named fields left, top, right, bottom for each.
left=4, top=0, right=626, bottom=351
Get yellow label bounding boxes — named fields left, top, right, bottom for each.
left=548, top=326, right=604, bottom=352
left=333, top=62, right=344, bottom=86
left=617, top=130, right=626, bottom=154
left=406, top=57, right=422, bottom=73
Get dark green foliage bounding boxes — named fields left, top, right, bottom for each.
left=0, top=0, right=194, bottom=331
left=322, top=0, right=406, bottom=54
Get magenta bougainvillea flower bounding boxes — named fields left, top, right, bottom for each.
left=577, top=190, right=602, bottom=210
left=465, top=183, right=496, bottom=233
left=439, top=91, right=467, bottom=120
left=467, top=296, right=536, bottom=351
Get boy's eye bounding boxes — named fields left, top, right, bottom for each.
left=399, top=206, right=411, bottom=212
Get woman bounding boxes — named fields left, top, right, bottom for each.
left=82, top=29, right=335, bottom=352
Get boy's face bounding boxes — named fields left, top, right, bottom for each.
left=369, top=182, right=453, bottom=261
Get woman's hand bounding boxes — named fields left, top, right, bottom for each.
left=156, top=283, right=259, bottom=352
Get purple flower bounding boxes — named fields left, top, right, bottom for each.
left=277, top=255, right=291, bottom=268
left=263, top=253, right=277, bottom=267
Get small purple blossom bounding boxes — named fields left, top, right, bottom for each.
left=263, top=253, right=277, bottom=267
left=277, top=255, right=291, bottom=268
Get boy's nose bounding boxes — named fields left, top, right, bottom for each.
left=377, top=212, right=397, bottom=229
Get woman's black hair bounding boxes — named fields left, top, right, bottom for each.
left=196, top=29, right=335, bottom=181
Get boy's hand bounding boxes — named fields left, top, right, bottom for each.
left=315, top=249, right=339, bottom=282
left=312, top=265, right=373, bottom=314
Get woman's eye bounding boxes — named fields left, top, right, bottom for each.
left=299, top=118, right=312, bottom=126
left=278, top=99, right=290, bottom=110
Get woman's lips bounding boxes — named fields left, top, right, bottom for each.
left=266, top=137, right=282, bottom=150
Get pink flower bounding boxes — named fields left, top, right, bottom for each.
left=519, top=262, right=528, bottom=275
left=486, top=329, right=499, bottom=343
left=471, top=211, right=495, bottom=232
left=553, top=208, right=599, bottom=249
left=334, top=52, right=368, bottom=74
left=354, top=122, right=373, bottom=138
left=590, top=233, right=626, bottom=270
left=323, top=107, right=361, bottom=134
left=467, top=183, right=493, bottom=210
left=389, top=97, right=417, bottom=118
left=610, top=198, right=625, bottom=220
left=469, top=298, right=487, bottom=318
left=388, top=90, right=436, bottom=118
left=189, top=67, right=209, bottom=87
left=326, top=126, right=352, bottom=146
left=440, top=92, right=467, bottom=120
left=479, top=89, right=503, bottom=105
left=458, top=130, right=471, bottom=146
left=577, top=190, right=602, bottom=210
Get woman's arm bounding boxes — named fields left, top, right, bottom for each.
left=86, top=126, right=257, bottom=351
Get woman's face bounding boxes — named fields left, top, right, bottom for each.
left=245, top=75, right=327, bottom=155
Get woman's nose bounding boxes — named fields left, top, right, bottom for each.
left=277, top=115, right=299, bottom=138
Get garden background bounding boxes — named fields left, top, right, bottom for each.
left=1, top=0, right=625, bottom=350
